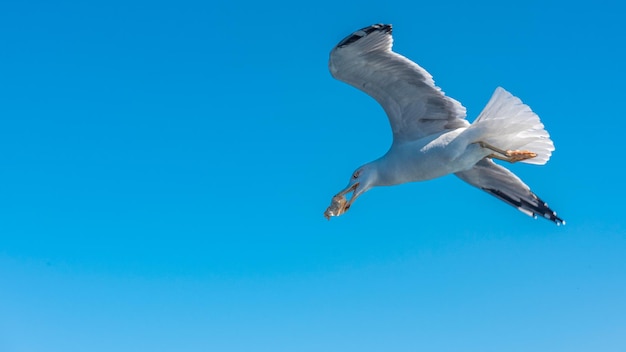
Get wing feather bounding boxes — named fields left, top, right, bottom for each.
left=329, top=24, right=468, bottom=142
left=455, top=159, right=564, bottom=225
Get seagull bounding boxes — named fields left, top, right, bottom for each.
left=324, top=24, right=564, bottom=225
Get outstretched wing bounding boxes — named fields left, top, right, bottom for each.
left=455, top=159, right=564, bottom=225
left=329, top=24, right=468, bottom=142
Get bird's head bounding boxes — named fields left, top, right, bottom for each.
left=324, top=164, right=378, bottom=220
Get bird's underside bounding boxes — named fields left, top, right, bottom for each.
left=324, top=154, right=564, bottom=225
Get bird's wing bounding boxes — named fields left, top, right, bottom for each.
left=455, top=158, right=564, bottom=225
left=329, top=24, right=469, bottom=142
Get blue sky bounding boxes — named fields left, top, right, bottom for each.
left=1, top=0, right=625, bottom=351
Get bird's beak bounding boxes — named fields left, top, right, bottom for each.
left=324, top=182, right=359, bottom=220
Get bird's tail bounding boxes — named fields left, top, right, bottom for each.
left=464, top=87, right=554, bottom=165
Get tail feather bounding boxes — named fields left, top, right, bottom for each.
left=467, top=87, right=554, bottom=165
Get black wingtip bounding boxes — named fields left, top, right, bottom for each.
left=484, top=188, right=565, bottom=226
left=336, top=23, right=392, bottom=48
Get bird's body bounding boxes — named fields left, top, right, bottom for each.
left=324, top=24, right=564, bottom=224
left=369, top=128, right=482, bottom=186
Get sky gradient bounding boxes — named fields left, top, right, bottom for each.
left=1, top=0, right=625, bottom=351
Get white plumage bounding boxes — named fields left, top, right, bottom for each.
left=324, top=24, right=563, bottom=224
left=469, top=87, right=554, bottom=165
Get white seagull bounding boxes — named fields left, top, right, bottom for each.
left=324, top=24, right=564, bottom=225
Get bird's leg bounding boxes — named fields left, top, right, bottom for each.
left=477, top=141, right=537, bottom=163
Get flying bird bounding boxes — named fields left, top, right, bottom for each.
left=324, top=24, right=564, bottom=225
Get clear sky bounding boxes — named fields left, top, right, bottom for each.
left=1, top=0, right=625, bottom=351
